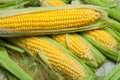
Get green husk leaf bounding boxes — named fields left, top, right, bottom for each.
left=42, top=36, right=97, bottom=80
left=107, top=18, right=120, bottom=31
left=0, top=0, right=15, bottom=3
left=100, top=0, right=109, bottom=3
left=0, top=0, right=31, bottom=10
left=81, top=33, right=120, bottom=62
left=0, top=2, right=15, bottom=8
left=110, top=69, right=120, bottom=80
left=6, top=72, right=18, bottom=80
left=65, top=34, right=70, bottom=49
left=89, top=0, right=106, bottom=6
left=38, top=51, right=52, bottom=69
left=113, top=30, right=120, bottom=38
left=82, top=0, right=118, bottom=8
left=0, top=45, right=8, bottom=56
left=0, top=5, right=107, bottom=18
left=0, top=39, right=24, bottom=53
left=109, top=7, right=120, bottom=22
left=61, top=0, right=71, bottom=4
left=0, top=47, right=33, bottom=80
left=104, top=27, right=120, bottom=43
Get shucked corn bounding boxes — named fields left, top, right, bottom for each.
left=14, top=37, right=85, bottom=79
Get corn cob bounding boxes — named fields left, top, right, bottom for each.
left=8, top=36, right=97, bottom=80
left=52, top=34, right=106, bottom=67
left=0, top=7, right=100, bottom=31
left=82, top=29, right=120, bottom=61
left=0, top=5, right=107, bottom=37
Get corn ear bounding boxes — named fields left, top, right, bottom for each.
left=0, top=5, right=107, bottom=37
left=82, top=29, right=120, bottom=62
left=52, top=34, right=106, bottom=68
left=7, top=36, right=97, bottom=80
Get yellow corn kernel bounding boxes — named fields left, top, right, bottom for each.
left=44, top=0, right=65, bottom=6
left=52, top=34, right=93, bottom=60
left=87, top=29, right=117, bottom=50
left=0, top=8, right=100, bottom=31
left=15, top=37, right=86, bottom=80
